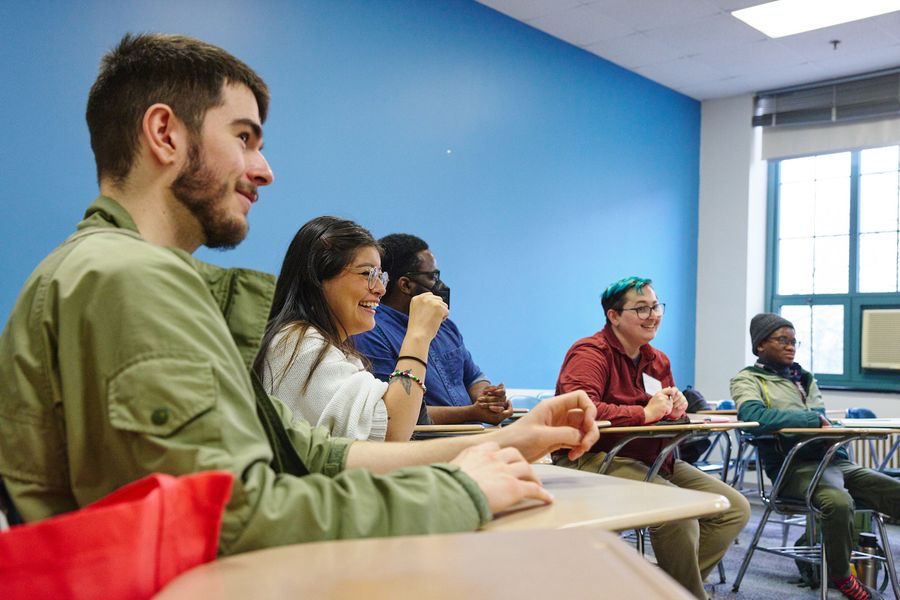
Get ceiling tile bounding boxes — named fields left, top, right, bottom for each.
left=727, top=62, right=832, bottom=94
left=648, top=12, right=767, bottom=56
left=874, top=12, right=900, bottom=42
left=704, top=0, right=768, bottom=10
left=633, top=56, right=729, bottom=88
left=584, top=32, right=681, bottom=69
left=475, top=0, right=900, bottom=99
left=807, top=44, right=900, bottom=78
left=585, top=0, right=721, bottom=31
left=696, top=38, right=807, bottom=75
left=776, top=20, right=900, bottom=62
left=683, top=80, right=748, bottom=100
left=527, top=3, right=635, bottom=46
left=475, top=0, right=584, bottom=22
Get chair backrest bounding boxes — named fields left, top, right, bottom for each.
left=683, top=386, right=711, bottom=412
left=508, top=395, right=542, bottom=410
left=846, top=407, right=877, bottom=419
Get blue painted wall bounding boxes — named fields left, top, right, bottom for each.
left=0, top=0, right=700, bottom=388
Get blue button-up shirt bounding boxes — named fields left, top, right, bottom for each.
left=353, top=304, right=487, bottom=424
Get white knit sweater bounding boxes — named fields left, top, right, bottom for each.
left=262, top=326, right=389, bottom=441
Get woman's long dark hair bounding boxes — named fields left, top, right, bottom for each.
left=253, top=216, right=379, bottom=392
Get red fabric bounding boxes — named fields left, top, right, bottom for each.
left=0, top=471, right=234, bottom=600
left=556, top=324, right=676, bottom=472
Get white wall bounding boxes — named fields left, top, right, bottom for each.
left=694, top=95, right=767, bottom=402
left=824, top=391, right=900, bottom=418
left=694, top=95, right=900, bottom=414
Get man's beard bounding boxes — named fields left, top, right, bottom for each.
left=171, top=140, right=248, bottom=249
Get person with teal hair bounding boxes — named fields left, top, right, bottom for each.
left=600, top=276, right=653, bottom=314
left=556, top=276, right=750, bottom=600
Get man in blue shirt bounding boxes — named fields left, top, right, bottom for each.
left=354, top=234, right=512, bottom=425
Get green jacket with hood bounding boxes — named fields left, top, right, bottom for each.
left=0, top=196, right=490, bottom=555
left=730, top=364, right=845, bottom=480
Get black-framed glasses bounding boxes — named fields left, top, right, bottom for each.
left=404, top=270, right=440, bottom=283
left=769, top=336, right=801, bottom=348
left=355, top=267, right=389, bottom=291
left=620, top=303, right=665, bottom=320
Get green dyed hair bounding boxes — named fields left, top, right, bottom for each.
left=601, top=276, right=653, bottom=323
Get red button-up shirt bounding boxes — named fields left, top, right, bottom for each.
left=556, top=323, right=676, bottom=473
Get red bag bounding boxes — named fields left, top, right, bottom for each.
left=0, top=471, right=234, bottom=600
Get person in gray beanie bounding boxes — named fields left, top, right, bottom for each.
left=749, top=312, right=794, bottom=356
left=731, top=313, right=900, bottom=600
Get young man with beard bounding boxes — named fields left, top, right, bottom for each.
left=0, top=33, right=599, bottom=555
left=555, top=276, right=750, bottom=600
left=731, top=313, right=900, bottom=600
left=353, top=234, right=513, bottom=426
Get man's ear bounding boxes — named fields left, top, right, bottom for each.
left=141, top=103, right=186, bottom=167
left=397, top=275, right=415, bottom=295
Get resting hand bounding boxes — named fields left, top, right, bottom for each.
left=476, top=383, right=508, bottom=413
left=451, top=442, right=552, bottom=513
left=491, top=390, right=599, bottom=462
left=644, top=390, right=673, bottom=423
left=470, top=400, right=514, bottom=425
left=665, top=387, right=688, bottom=420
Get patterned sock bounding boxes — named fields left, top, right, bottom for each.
left=832, top=575, right=873, bottom=600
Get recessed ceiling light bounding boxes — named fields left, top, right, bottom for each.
left=732, top=0, right=900, bottom=38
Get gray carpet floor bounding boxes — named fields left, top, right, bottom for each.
left=638, top=495, right=899, bottom=599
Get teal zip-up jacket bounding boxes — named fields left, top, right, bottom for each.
left=730, top=364, right=845, bottom=480
left=0, top=196, right=490, bottom=555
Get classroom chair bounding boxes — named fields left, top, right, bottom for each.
left=731, top=432, right=900, bottom=600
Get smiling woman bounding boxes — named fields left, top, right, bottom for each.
left=253, top=216, right=448, bottom=441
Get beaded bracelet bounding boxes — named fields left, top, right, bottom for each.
left=388, top=369, right=427, bottom=393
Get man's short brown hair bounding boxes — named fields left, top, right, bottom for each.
left=86, top=33, right=269, bottom=185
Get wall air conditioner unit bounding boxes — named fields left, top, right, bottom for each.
left=861, top=308, right=900, bottom=370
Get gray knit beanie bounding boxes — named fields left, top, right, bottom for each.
left=750, top=313, right=794, bottom=355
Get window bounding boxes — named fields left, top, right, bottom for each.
left=768, top=145, right=900, bottom=390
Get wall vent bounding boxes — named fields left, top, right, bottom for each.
left=861, top=308, right=900, bottom=371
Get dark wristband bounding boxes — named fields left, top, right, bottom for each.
left=397, top=355, right=427, bottom=369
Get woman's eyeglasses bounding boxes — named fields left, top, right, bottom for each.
left=354, top=267, right=389, bottom=291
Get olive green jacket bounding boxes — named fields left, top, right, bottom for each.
left=730, top=365, right=843, bottom=480
left=0, top=196, right=490, bottom=555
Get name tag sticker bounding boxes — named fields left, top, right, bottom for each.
left=642, top=373, right=663, bottom=396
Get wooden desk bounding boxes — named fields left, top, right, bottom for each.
left=688, top=412, right=737, bottom=423
left=833, top=418, right=900, bottom=429
left=761, top=425, right=900, bottom=481
left=776, top=426, right=900, bottom=435
left=156, top=527, right=695, bottom=600
left=482, top=464, right=730, bottom=532
left=695, top=409, right=737, bottom=416
left=413, top=424, right=490, bottom=437
left=412, top=420, right=613, bottom=438
left=593, top=421, right=758, bottom=482
left=599, top=422, right=751, bottom=434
